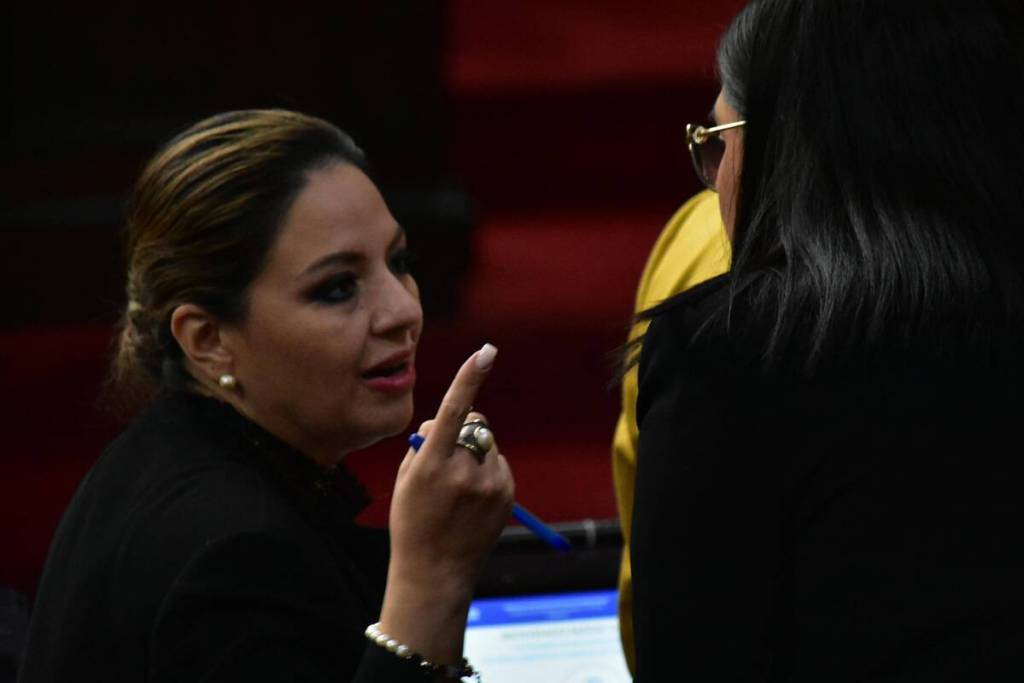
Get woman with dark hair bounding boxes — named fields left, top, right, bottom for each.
left=631, top=0, right=1024, bottom=680
left=19, top=110, right=513, bottom=682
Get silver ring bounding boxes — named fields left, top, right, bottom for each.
left=456, top=420, right=495, bottom=460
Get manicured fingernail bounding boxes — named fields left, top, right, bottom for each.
left=475, top=343, right=498, bottom=370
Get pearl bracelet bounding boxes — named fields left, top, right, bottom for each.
left=364, top=622, right=480, bottom=681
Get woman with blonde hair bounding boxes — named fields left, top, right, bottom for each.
left=20, top=110, right=513, bottom=682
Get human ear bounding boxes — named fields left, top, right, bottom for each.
left=169, top=303, right=234, bottom=386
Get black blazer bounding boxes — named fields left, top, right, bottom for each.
left=19, top=390, right=424, bottom=682
left=631, top=274, right=1024, bottom=682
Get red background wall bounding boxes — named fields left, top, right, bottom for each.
left=1, top=0, right=747, bottom=595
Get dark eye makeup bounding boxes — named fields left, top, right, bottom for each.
left=390, top=247, right=417, bottom=276
left=307, top=247, right=416, bottom=305
left=309, top=273, right=358, bottom=304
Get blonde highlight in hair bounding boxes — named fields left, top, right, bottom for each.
left=106, top=109, right=366, bottom=412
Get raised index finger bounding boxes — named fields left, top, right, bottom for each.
left=418, top=343, right=498, bottom=460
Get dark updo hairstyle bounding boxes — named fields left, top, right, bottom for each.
left=715, top=0, right=1024, bottom=367
left=108, top=110, right=367, bottom=411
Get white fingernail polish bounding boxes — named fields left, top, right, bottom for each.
left=475, top=343, right=498, bottom=370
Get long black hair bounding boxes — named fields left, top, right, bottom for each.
left=705, top=0, right=1024, bottom=368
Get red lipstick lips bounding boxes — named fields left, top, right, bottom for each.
left=362, top=351, right=416, bottom=393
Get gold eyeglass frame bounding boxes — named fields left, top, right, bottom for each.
left=686, top=120, right=747, bottom=190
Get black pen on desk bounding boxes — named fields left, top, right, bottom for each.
left=407, top=432, right=571, bottom=552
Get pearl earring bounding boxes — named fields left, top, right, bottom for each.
left=218, top=374, right=237, bottom=390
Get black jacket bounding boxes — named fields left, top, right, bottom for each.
left=632, top=274, right=1024, bottom=681
left=19, top=390, right=424, bottom=682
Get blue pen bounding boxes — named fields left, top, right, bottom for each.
left=408, top=432, right=571, bottom=552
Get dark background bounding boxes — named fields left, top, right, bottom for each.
left=1, top=0, right=746, bottom=600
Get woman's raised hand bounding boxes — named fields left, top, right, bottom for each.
left=378, top=344, right=515, bottom=664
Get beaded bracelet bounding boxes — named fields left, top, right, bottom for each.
left=364, top=622, right=481, bottom=682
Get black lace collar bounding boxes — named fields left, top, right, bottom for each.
left=162, top=389, right=371, bottom=528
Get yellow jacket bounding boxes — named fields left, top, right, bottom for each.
left=613, top=190, right=730, bottom=673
